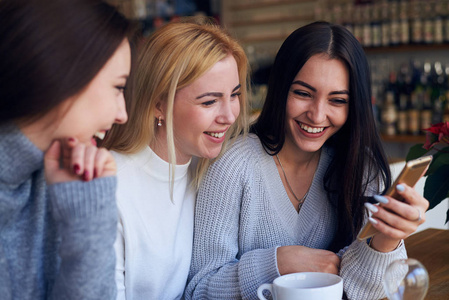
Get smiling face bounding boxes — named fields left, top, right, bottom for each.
left=284, top=54, right=350, bottom=155
left=56, top=39, right=131, bottom=144
left=168, top=54, right=241, bottom=163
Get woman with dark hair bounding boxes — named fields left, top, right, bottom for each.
left=0, top=0, right=134, bottom=298
left=186, top=22, right=429, bottom=299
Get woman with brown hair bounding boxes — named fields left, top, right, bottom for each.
left=0, top=0, right=134, bottom=298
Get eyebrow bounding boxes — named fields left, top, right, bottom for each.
left=292, top=80, right=349, bottom=95
left=195, top=84, right=241, bottom=99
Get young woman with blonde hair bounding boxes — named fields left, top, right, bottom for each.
left=102, top=19, right=249, bottom=299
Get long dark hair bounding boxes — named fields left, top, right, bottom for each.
left=0, top=0, right=135, bottom=125
left=251, top=21, right=391, bottom=250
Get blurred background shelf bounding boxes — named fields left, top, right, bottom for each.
left=381, top=134, right=426, bottom=144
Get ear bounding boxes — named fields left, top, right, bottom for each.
left=155, top=100, right=166, bottom=117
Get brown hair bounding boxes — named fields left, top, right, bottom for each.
left=0, top=0, right=135, bottom=125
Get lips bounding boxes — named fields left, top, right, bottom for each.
left=205, top=131, right=225, bottom=138
left=295, top=121, right=329, bottom=138
left=299, top=122, right=325, bottom=133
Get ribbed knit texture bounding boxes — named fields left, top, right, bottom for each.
left=0, top=123, right=118, bottom=300
left=186, top=134, right=407, bottom=300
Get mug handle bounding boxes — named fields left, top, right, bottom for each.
left=257, top=283, right=273, bottom=300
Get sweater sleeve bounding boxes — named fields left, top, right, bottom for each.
left=340, top=238, right=407, bottom=300
left=185, top=145, right=280, bottom=300
left=47, top=176, right=118, bottom=300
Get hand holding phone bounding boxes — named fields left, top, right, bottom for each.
left=357, top=155, right=433, bottom=240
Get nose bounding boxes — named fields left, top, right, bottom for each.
left=217, top=99, right=238, bottom=125
left=115, top=95, right=128, bottom=124
left=306, top=98, right=326, bottom=124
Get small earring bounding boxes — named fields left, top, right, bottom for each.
left=157, top=116, right=163, bottom=127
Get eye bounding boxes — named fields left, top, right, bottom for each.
left=116, top=85, right=126, bottom=93
left=292, top=90, right=311, bottom=98
left=231, top=92, right=241, bottom=99
left=202, top=100, right=216, bottom=106
left=330, top=98, right=349, bottom=105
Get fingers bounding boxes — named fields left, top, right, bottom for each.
left=365, top=184, right=429, bottom=241
left=394, top=183, right=429, bottom=211
left=93, top=148, right=116, bottom=178
left=71, top=144, right=117, bottom=181
left=45, top=138, right=116, bottom=184
left=44, top=140, right=62, bottom=179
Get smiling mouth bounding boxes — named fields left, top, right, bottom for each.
left=298, top=122, right=326, bottom=133
left=205, top=131, right=225, bottom=138
left=94, top=131, right=106, bottom=140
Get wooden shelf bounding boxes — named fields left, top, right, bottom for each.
left=230, top=0, right=311, bottom=11
left=364, top=43, right=449, bottom=54
left=230, top=15, right=313, bottom=27
left=381, top=134, right=426, bottom=144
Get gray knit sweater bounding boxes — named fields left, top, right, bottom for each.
left=186, top=134, right=407, bottom=300
left=0, top=123, right=117, bottom=299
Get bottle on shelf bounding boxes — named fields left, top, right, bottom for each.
left=430, top=62, right=445, bottom=124
left=415, top=67, right=433, bottom=131
left=371, top=3, right=382, bottom=47
left=381, top=0, right=390, bottom=47
left=353, top=5, right=363, bottom=45
left=397, top=65, right=409, bottom=135
left=444, top=0, right=449, bottom=43
left=399, top=0, right=410, bottom=45
left=423, top=1, right=434, bottom=44
left=342, top=3, right=354, bottom=34
left=410, top=0, right=424, bottom=44
left=397, top=94, right=408, bottom=135
left=362, top=4, right=372, bottom=47
left=381, top=91, right=398, bottom=136
left=408, top=92, right=421, bottom=135
left=434, top=0, right=444, bottom=44
left=390, top=0, right=401, bottom=46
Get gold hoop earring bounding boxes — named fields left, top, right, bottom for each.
left=157, top=116, right=163, bottom=127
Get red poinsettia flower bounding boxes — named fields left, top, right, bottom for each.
left=423, top=121, right=449, bottom=150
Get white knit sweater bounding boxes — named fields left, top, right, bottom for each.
left=113, top=146, right=195, bottom=300
left=186, top=134, right=407, bottom=300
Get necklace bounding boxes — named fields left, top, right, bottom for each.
left=276, top=154, right=311, bottom=206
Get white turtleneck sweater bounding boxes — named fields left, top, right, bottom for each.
left=112, top=146, right=195, bottom=300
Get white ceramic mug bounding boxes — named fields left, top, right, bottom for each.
left=257, top=272, right=343, bottom=300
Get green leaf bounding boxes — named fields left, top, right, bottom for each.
left=406, top=144, right=427, bottom=162
left=426, top=151, right=449, bottom=174
left=424, top=167, right=449, bottom=210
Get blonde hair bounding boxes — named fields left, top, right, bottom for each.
left=103, top=18, right=249, bottom=194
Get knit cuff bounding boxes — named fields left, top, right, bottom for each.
left=340, top=239, right=407, bottom=299
left=238, top=247, right=280, bottom=299
left=48, top=176, right=117, bottom=222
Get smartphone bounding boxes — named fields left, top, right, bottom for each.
left=357, top=155, right=433, bottom=240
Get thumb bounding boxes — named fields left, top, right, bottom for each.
left=44, top=140, right=61, bottom=175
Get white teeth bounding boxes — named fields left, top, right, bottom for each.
left=94, top=131, right=106, bottom=140
left=206, top=132, right=225, bottom=138
left=299, top=123, right=324, bottom=133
